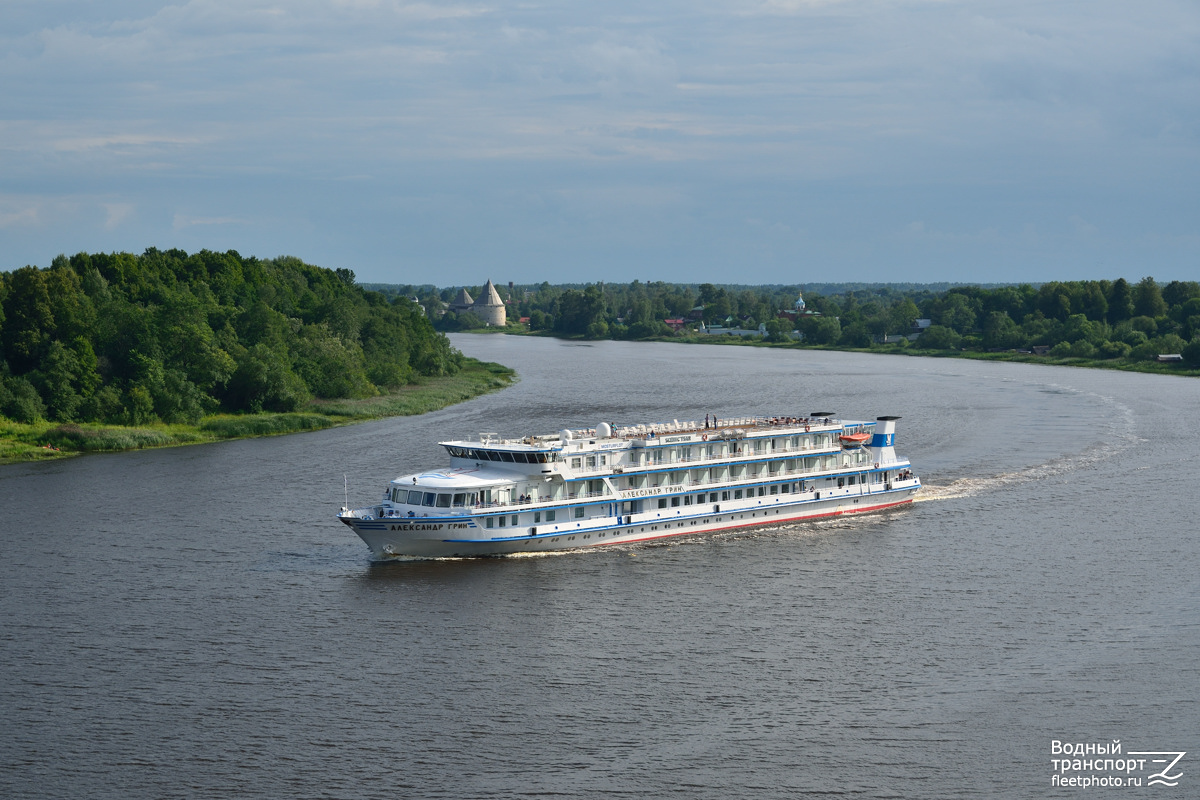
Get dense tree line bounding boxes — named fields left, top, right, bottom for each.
left=897, top=277, right=1200, bottom=363
left=396, top=277, right=1200, bottom=366
left=0, top=249, right=461, bottom=425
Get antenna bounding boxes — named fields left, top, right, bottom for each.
left=344, top=473, right=349, bottom=509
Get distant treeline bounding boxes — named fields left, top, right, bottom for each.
left=0, top=249, right=461, bottom=425
left=386, top=278, right=1200, bottom=364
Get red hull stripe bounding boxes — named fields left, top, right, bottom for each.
left=585, top=497, right=914, bottom=547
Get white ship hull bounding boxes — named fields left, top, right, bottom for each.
left=341, top=480, right=919, bottom=559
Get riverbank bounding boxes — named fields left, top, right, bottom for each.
left=485, top=327, right=1200, bottom=378
left=674, top=335, right=1200, bottom=376
left=0, top=358, right=516, bottom=464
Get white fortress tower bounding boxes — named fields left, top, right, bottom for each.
left=474, top=279, right=506, bottom=327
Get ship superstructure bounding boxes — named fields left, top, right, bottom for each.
left=338, top=414, right=920, bottom=558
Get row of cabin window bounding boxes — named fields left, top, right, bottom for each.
left=637, top=437, right=831, bottom=462
left=569, top=455, right=608, bottom=469
left=447, top=447, right=555, bottom=464
left=484, top=509, right=566, bottom=528
left=389, top=489, right=481, bottom=507
left=650, top=474, right=867, bottom=506
left=626, top=454, right=862, bottom=488
left=450, top=437, right=839, bottom=470
left=570, top=439, right=829, bottom=471
left=393, top=471, right=876, bottom=512
left=656, top=484, right=791, bottom=507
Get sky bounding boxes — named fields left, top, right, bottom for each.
left=2, top=0, right=1198, bottom=286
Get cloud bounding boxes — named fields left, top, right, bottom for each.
left=576, top=36, right=677, bottom=94
left=53, top=133, right=205, bottom=153
left=103, top=202, right=135, bottom=230
left=1069, top=215, right=1098, bottom=237
left=0, top=204, right=40, bottom=229
left=172, top=214, right=247, bottom=229
left=899, top=220, right=1002, bottom=244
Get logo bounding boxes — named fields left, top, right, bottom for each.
left=1126, top=752, right=1186, bottom=787
left=1051, top=740, right=1186, bottom=789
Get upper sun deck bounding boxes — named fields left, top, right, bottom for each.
left=440, top=414, right=873, bottom=463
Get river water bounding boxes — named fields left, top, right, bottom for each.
left=1, top=336, right=1196, bottom=798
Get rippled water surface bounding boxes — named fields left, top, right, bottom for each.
left=2, top=337, right=1197, bottom=798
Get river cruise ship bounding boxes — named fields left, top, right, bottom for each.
left=338, top=414, right=920, bottom=559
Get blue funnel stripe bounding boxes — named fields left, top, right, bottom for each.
left=870, top=433, right=894, bottom=448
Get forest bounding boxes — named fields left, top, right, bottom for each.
left=0, top=249, right=462, bottom=426
left=6, top=255, right=1198, bottom=431
left=386, top=277, right=1200, bottom=367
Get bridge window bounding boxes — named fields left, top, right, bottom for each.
left=436, top=494, right=451, bottom=508
left=407, top=490, right=422, bottom=504
left=422, top=492, right=436, bottom=506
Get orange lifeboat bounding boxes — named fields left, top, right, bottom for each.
left=840, top=432, right=870, bottom=447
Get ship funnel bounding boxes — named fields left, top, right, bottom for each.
left=869, top=416, right=901, bottom=465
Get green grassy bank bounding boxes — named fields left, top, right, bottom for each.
left=0, top=359, right=516, bottom=464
